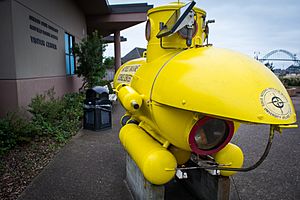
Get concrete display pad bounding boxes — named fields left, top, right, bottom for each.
left=174, top=161, right=230, bottom=200
left=126, top=154, right=230, bottom=200
left=125, top=154, right=165, bottom=200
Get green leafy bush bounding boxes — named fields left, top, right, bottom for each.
left=0, top=113, right=34, bottom=156
left=279, top=77, right=300, bottom=87
left=0, top=89, right=84, bottom=156
left=28, top=88, right=84, bottom=140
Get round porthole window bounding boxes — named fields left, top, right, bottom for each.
left=145, top=20, right=151, bottom=41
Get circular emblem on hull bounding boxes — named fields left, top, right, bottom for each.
left=260, top=88, right=291, bottom=120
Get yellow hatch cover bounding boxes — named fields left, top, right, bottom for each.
left=151, top=47, right=297, bottom=125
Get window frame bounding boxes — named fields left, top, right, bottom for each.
left=65, top=32, right=76, bottom=76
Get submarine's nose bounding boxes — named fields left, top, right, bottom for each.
left=150, top=46, right=296, bottom=125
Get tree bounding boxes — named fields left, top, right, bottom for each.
left=265, top=62, right=274, bottom=72
left=73, top=31, right=107, bottom=90
left=103, top=56, right=115, bottom=69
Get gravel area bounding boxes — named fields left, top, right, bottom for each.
left=0, top=138, right=63, bottom=200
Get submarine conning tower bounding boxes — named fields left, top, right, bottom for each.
left=146, top=2, right=207, bottom=62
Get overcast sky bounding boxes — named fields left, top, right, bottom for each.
left=105, top=0, right=300, bottom=67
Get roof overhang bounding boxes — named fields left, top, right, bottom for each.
left=74, top=0, right=111, bottom=15
left=75, top=0, right=153, bottom=36
left=103, top=35, right=127, bottom=43
left=86, top=12, right=148, bottom=36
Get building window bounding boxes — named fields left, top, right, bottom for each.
left=65, top=33, right=75, bottom=75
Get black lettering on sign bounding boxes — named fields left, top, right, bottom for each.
left=29, top=24, right=58, bottom=41
left=29, top=15, right=59, bottom=36
left=46, top=41, right=57, bottom=50
left=29, top=15, right=59, bottom=49
left=30, top=36, right=45, bottom=46
left=50, top=34, right=58, bottom=40
left=30, top=36, right=57, bottom=50
left=42, top=30, right=50, bottom=37
left=29, top=24, right=42, bottom=34
left=37, top=27, right=42, bottom=33
left=47, top=24, right=58, bottom=33
left=41, top=21, right=47, bottom=28
left=29, top=24, right=36, bottom=31
left=29, top=15, right=40, bottom=24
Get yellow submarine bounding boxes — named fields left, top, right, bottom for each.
left=113, top=1, right=297, bottom=185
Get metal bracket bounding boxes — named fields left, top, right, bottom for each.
left=204, top=19, right=215, bottom=45
left=176, top=169, right=188, bottom=179
left=274, top=124, right=298, bottom=134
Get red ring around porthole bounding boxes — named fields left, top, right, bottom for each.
left=188, top=116, right=234, bottom=155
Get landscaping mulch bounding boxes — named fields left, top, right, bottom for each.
left=0, top=137, right=64, bottom=200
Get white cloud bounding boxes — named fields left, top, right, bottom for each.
left=106, top=0, right=300, bottom=66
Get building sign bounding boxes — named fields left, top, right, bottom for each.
left=29, top=15, right=58, bottom=50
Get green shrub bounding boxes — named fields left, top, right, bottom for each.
left=279, top=77, right=300, bottom=87
left=0, top=89, right=84, bottom=156
left=0, top=115, right=16, bottom=155
left=28, top=88, right=84, bottom=141
left=0, top=113, right=34, bottom=156
left=29, top=89, right=64, bottom=136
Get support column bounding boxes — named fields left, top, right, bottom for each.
left=114, top=31, right=121, bottom=72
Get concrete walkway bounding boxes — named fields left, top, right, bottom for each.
left=18, top=103, right=132, bottom=200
